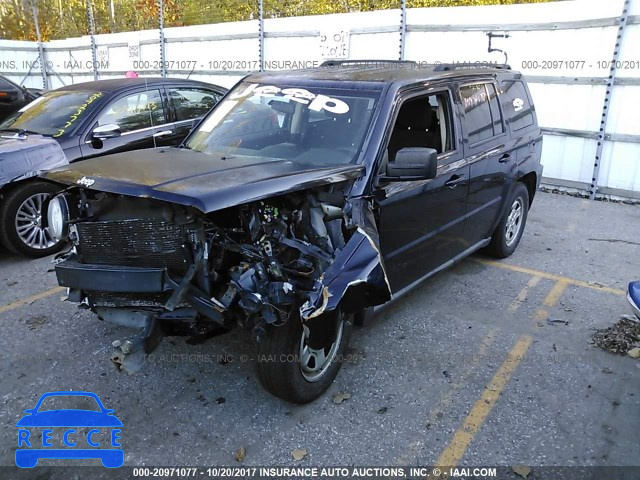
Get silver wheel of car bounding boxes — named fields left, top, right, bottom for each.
left=299, top=314, right=344, bottom=382
left=15, top=193, right=56, bottom=250
left=505, top=197, right=524, bottom=247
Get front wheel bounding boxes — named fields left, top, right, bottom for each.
left=257, top=310, right=353, bottom=403
left=0, top=181, right=66, bottom=258
left=485, top=182, right=530, bottom=259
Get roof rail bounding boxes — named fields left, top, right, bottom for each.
left=433, top=62, right=511, bottom=71
left=321, top=59, right=418, bottom=67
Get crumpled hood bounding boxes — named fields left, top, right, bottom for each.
left=43, top=147, right=364, bottom=213
left=0, top=134, right=68, bottom=186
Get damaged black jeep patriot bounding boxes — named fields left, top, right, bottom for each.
left=43, top=61, right=542, bottom=403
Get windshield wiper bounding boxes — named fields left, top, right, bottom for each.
left=0, top=128, right=42, bottom=135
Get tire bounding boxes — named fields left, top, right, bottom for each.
left=257, top=310, right=353, bottom=403
left=0, top=180, right=66, bottom=258
left=485, top=182, right=529, bottom=259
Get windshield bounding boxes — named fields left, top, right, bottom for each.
left=186, top=82, right=380, bottom=166
left=37, top=395, right=101, bottom=412
left=0, top=90, right=104, bottom=137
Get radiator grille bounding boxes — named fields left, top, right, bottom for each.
left=90, top=291, right=171, bottom=308
left=76, top=219, right=187, bottom=274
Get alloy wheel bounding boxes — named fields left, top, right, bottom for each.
left=14, top=193, right=57, bottom=250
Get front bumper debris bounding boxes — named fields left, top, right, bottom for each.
left=55, top=255, right=231, bottom=328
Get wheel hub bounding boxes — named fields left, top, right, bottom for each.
left=299, top=312, right=344, bottom=383
left=15, top=193, right=57, bottom=250
left=505, top=197, right=523, bottom=247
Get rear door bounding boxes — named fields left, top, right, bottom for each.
left=166, top=85, right=223, bottom=144
left=459, top=80, right=512, bottom=244
left=376, top=87, right=469, bottom=293
left=80, top=87, right=171, bottom=159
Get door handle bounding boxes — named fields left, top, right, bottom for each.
left=444, top=174, right=466, bottom=189
left=153, top=130, right=174, bottom=138
left=498, top=153, right=512, bottom=163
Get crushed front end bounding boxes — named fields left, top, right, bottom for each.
left=52, top=185, right=390, bottom=375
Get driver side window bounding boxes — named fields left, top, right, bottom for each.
left=387, top=92, right=454, bottom=164
left=97, top=89, right=165, bottom=133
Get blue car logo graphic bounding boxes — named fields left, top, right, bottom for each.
left=16, top=391, right=123, bottom=468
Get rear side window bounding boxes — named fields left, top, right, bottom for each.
left=169, top=87, right=221, bottom=121
left=500, top=80, right=534, bottom=132
left=459, top=83, right=498, bottom=145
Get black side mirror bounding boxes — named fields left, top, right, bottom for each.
left=386, top=147, right=438, bottom=180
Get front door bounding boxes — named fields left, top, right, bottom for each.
left=376, top=89, right=469, bottom=293
left=80, top=88, right=172, bottom=159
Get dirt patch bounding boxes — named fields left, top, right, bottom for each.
left=592, top=316, right=640, bottom=355
left=25, top=314, right=48, bottom=331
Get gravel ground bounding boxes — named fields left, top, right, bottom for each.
left=0, top=191, right=638, bottom=479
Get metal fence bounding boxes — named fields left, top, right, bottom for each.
left=0, top=0, right=639, bottom=199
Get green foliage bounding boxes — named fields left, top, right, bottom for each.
left=0, top=0, right=558, bottom=41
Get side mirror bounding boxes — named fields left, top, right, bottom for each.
left=386, top=147, right=438, bottom=180
left=92, top=123, right=121, bottom=139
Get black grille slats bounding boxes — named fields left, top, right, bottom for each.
left=76, top=219, right=187, bottom=274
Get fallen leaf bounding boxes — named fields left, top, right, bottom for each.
left=234, top=446, right=245, bottom=462
left=628, top=347, right=640, bottom=359
left=332, top=392, right=351, bottom=404
left=292, top=448, right=308, bottom=461
left=120, top=340, right=133, bottom=354
left=511, top=465, right=531, bottom=478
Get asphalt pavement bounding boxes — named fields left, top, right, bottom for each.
left=0, top=191, right=638, bottom=479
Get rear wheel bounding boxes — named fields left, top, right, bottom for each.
left=257, top=310, right=353, bottom=403
left=486, top=182, right=529, bottom=258
left=0, top=181, right=66, bottom=257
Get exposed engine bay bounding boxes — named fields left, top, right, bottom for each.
left=54, top=182, right=391, bottom=358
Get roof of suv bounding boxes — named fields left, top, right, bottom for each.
left=246, top=61, right=519, bottom=88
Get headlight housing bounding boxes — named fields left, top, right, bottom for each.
left=47, top=194, right=69, bottom=240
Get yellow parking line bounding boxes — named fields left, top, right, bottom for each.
left=508, top=276, right=542, bottom=313
left=434, top=335, right=533, bottom=468
left=543, top=280, right=569, bottom=306
left=397, top=328, right=498, bottom=466
left=433, top=280, right=567, bottom=470
left=474, top=258, right=625, bottom=296
left=404, top=276, right=544, bottom=468
left=0, top=286, right=64, bottom=315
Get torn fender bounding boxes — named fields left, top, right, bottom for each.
left=300, top=197, right=391, bottom=320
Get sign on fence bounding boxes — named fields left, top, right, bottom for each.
left=319, top=29, right=350, bottom=59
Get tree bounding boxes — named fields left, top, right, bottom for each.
left=0, top=0, right=558, bottom=41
